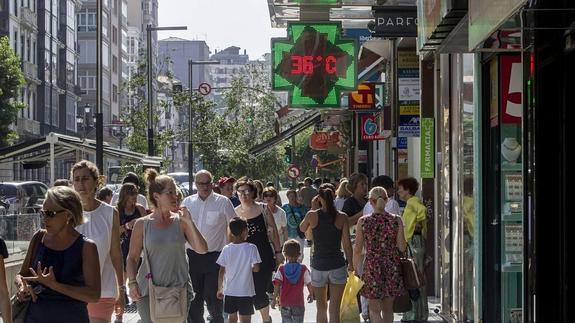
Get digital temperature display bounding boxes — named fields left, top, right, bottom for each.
left=290, top=55, right=338, bottom=75
left=271, top=22, right=357, bottom=108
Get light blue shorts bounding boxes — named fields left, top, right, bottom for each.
left=310, top=265, right=347, bottom=287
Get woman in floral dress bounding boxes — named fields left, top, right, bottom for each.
left=353, top=186, right=407, bottom=323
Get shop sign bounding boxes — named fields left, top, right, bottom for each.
left=399, top=77, right=420, bottom=101
left=400, top=104, right=420, bottom=115
left=398, top=115, right=420, bottom=137
left=361, top=113, right=391, bottom=141
left=420, top=118, right=435, bottom=178
left=349, top=83, right=376, bottom=110
left=309, top=131, right=341, bottom=150
left=469, top=0, right=527, bottom=50
left=500, top=55, right=522, bottom=124
left=372, top=6, right=418, bottom=38
left=271, top=21, right=358, bottom=108
left=397, top=137, right=408, bottom=149
left=344, top=28, right=383, bottom=45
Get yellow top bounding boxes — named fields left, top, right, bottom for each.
left=463, top=196, right=475, bottom=238
left=402, top=196, right=427, bottom=241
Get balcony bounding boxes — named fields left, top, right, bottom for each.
left=22, top=61, right=40, bottom=84
left=17, top=117, right=41, bottom=136
left=20, top=7, right=37, bottom=30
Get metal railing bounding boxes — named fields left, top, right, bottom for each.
left=0, top=213, right=43, bottom=257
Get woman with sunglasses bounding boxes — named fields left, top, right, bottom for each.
left=14, top=186, right=101, bottom=322
left=71, top=160, right=124, bottom=323
left=234, top=178, right=283, bottom=323
left=126, top=169, right=207, bottom=322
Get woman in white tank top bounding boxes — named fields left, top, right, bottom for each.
left=72, top=160, right=124, bottom=323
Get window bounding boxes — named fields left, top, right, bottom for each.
left=79, top=71, right=96, bottom=92
left=113, top=84, right=118, bottom=102
left=103, top=42, right=109, bottom=68
left=79, top=40, right=96, bottom=64
left=112, top=55, right=118, bottom=73
left=112, top=26, right=117, bottom=44
left=77, top=9, right=96, bottom=32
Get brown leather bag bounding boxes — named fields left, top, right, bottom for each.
left=393, top=293, right=412, bottom=313
left=399, top=247, right=425, bottom=290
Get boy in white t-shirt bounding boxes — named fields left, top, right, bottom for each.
left=217, top=217, right=262, bottom=323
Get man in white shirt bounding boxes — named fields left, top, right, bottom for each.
left=363, top=175, right=401, bottom=215
left=181, top=170, right=236, bottom=323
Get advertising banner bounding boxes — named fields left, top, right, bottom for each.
left=398, top=115, right=420, bottom=137
left=420, top=118, right=435, bottom=178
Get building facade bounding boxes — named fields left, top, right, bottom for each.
left=157, top=37, right=210, bottom=90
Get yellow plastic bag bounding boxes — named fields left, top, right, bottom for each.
left=340, top=271, right=364, bottom=323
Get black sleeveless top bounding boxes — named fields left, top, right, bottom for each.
left=247, top=213, right=275, bottom=271
left=311, top=209, right=346, bottom=271
left=25, top=234, right=89, bottom=323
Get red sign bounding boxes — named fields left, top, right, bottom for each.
left=361, top=113, right=391, bottom=141
left=287, top=165, right=300, bottom=179
left=500, top=55, right=522, bottom=124
left=349, top=83, right=375, bottom=110
left=309, top=131, right=340, bottom=150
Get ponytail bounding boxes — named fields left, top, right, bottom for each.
left=369, top=186, right=388, bottom=213
left=376, top=197, right=386, bottom=212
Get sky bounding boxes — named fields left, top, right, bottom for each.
left=157, top=0, right=286, bottom=60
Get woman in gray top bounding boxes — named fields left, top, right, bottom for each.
left=126, top=169, right=208, bottom=323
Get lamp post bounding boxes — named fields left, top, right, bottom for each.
left=76, top=104, right=92, bottom=140
left=188, top=60, right=220, bottom=185
left=146, top=24, right=187, bottom=157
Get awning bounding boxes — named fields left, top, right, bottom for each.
left=249, top=111, right=321, bottom=156
left=0, top=132, right=163, bottom=183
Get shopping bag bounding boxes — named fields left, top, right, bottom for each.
left=339, top=271, right=364, bottom=323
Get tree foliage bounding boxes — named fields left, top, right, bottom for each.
left=120, top=50, right=175, bottom=167
left=0, top=36, right=26, bottom=147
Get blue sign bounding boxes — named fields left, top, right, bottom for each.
left=397, top=137, right=408, bottom=149
left=398, top=115, right=420, bottom=137
left=343, top=29, right=382, bottom=45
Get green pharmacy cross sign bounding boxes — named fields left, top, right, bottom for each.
left=272, top=21, right=358, bottom=108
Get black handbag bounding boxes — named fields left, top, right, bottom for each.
left=12, top=230, right=45, bottom=322
left=11, top=294, right=30, bottom=323
left=393, top=293, right=412, bottom=313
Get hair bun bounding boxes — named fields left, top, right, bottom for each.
left=144, top=168, right=159, bottom=184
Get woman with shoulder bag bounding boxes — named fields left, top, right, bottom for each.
left=14, top=186, right=101, bottom=323
left=353, top=187, right=407, bottom=323
left=126, top=169, right=207, bottom=323
left=234, top=177, right=283, bottom=323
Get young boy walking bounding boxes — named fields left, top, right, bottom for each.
left=271, top=239, right=314, bottom=323
left=217, top=217, right=262, bottom=323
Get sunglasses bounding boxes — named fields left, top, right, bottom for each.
left=40, top=209, right=67, bottom=218
left=237, top=189, right=252, bottom=196
left=263, top=194, right=275, bottom=198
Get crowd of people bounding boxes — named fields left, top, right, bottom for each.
left=0, top=161, right=430, bottom=323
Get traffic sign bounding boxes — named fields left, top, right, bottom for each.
left=287, top=165, right=301, bottom=179
left=198, top=82, right=212, bottom=96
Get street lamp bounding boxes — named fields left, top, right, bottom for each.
left=188, top=60, right=220, bottom=185
left=146, top=24, right=187, bottom=157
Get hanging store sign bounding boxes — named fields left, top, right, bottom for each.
left=420, top=118, right=435, bottom=178
left=349, top=83, right=375, bottom=110
left=371, top=6, right=418, bottom=38
left=309, top=131, right=341, bottom=150
left=272, top=21, right=358, bottom=108
left=361, top=113, right=391, bottom=141
left=398, top=114, right=420, bottom=137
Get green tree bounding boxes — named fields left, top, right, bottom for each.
left=0, top=36, right=26, bottom=147
left=120, top=50, right=175, bottom=169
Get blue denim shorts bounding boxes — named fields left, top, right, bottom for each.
left=310, top=265, right=347, bottom=287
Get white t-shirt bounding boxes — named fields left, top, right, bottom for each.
left=270, top=206, right=287, bottom=242
left=77, top=202, right=118, bottom=298
left=363, top=198, right=401, bottom=216
left=182, top=192, right=236, bottom=252
left=111, top=192, right=148, bottom=209
left=216, top=242, right=261, bottom=297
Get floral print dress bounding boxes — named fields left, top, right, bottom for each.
left=360, top=212, right=405, bottom=299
